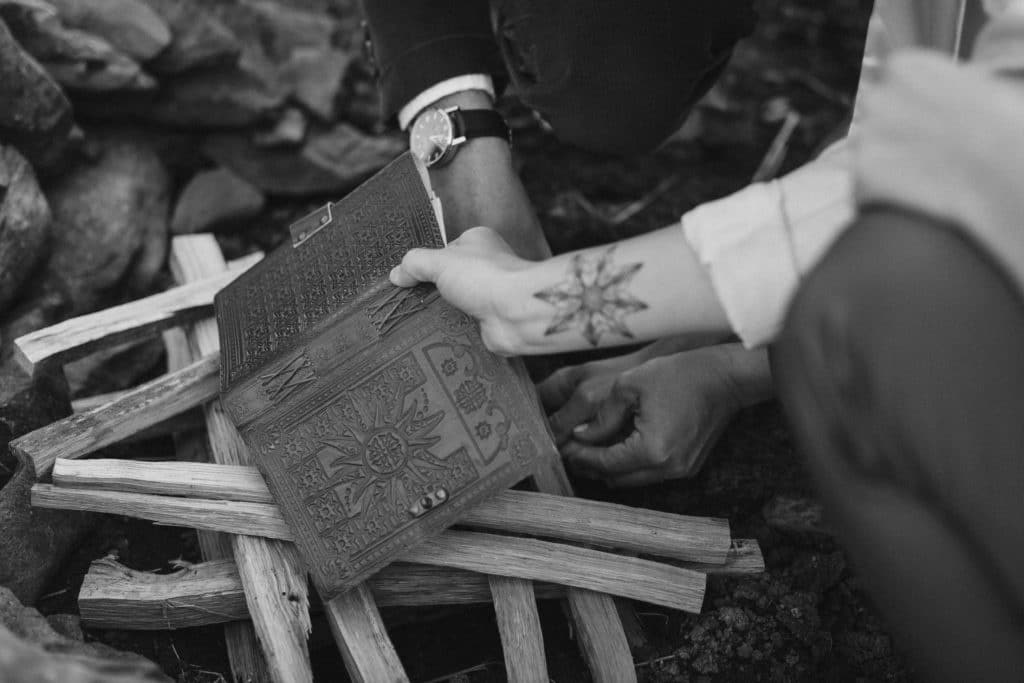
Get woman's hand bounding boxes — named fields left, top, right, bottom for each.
left=390, top=226, right=531, bottom=354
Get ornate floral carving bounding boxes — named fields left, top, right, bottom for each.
left=454, top=379, right=487, bottom=413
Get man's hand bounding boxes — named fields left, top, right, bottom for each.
left=555, top=344, right=772, bottom=488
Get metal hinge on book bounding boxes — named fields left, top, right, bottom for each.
left=290, top=202, right=333, bottom=247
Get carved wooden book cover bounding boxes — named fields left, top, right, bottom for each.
left=214, top=153, right=553, bottom=599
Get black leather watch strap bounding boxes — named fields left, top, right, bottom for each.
left=453, top=109, right=510, bottom=143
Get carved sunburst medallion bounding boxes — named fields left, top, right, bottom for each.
left=534, top=247, right=648, bottom=346
left=316, top=397, right=446, bottom=519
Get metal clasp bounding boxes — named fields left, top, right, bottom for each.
left=290, top=202, right=333, bottom=247
left=408, top=487, right=449, bottom=518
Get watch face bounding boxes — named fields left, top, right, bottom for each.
left=410, top=109, right=454, bottom=167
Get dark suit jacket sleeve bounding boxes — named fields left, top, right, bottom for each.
left=360, top=0, right=505, bottom=122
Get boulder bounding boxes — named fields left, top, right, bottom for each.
left=150, top=66, right=286, bottom=128
left=0, top=586, right=170, bottom=682
left=202, top=123, right=404, bottom=197
left=0, top=0, right=155, bottom=91
left=253, top=106, right=308, bottom=148
left=140, top=0, right=240, bottom=75
left=0, top=356, right=92, bottom=603
left=0, top=361, right=66, bottom=485
left=280, top=46, right=350, bottom=120
left=212, top=0, right=335, bottom=63
left=45, top=0, right=169, bottom=61
left=44, top=134, right=170, bottom=315
left=0, top=145, right=50, bottom=316
left=302, top=123, right=405, bottom=187
left=171, top=166, right=265, bottom=234
left=0, top=15, right=74, bottom=171
left=63, top=336, right=164, bottom=398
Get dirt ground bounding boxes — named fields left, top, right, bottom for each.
left=36, top=0, right=913, bottom=680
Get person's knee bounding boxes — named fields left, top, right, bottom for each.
left=780, top=206, right=967, bottom=365
left=493, top=0, right=756, bottom=155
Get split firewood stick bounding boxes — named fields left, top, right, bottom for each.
left=166, top=248, right=271, bottom=683
left=51, top=459, right=731, bottom=564
left=76, top=557, right=560, bottom=630
left=326, top=584, right=408, bottom=683
left=489, top=576, right=549, bottom=682
left=11, top=355, right=220, bottom=477
left=169, top=236, right=315, bottom=683
left=79, top=541, right=766, bottom=632
left=531, top=456, right=635, bottom=682
left=411, top=530, right=705, bottom=614
left=12, top=268, right=240, bottom=374
left=65, top=253, right=266, bottom=411
left=30, top=484, right=704, bottom=613
left=66, top=402, right=205, bottom=447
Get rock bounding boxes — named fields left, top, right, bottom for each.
left=211, top=1, right=350, bottom=117
left=171, top=166, right=265, bottom=234
left=202, top=123, right=404, bottom=197
left=0, top=354, right=92, bottom=603
left=45, top=0, right=170, bottom=61
left=0, top=0, right=155, bottom=91
left=68, top=66, right=286, bottom=130
left=140, top=0, right=240, bottom=75
left=0, top=360, right=66, bottom=485
left=44, top=134, right=170, bottom=315
left=280, top=46, right=350, bottom=120
left=212, top=0, right=335, bottom=62
left=0, top=145, right=50, bottom=316
left=152, top=66, right=286, bottom=128
left=0, top=289, right=67, bottom=367
left=45, top=612, right=83, bottom=640
left=63, top=336, right=164, bottom=398
left=0, top=586, right=170, bottom=682
left=302, top=123, right=405, bottom=187
left=0, top=15, right=74, bottom=171
left=253, top=106, right=308, bottom=148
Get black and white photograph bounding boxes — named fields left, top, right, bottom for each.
left=0, top=1, right=1021, bottom=681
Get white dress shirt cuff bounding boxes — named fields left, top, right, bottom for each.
left=397, top=74, right=496, bottom=130
left=682, top=141, right=854, bottom=348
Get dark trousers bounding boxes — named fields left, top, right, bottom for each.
left=773, top=207, right=1024, bottom=682
left=362, top=0, right=755, bottom=154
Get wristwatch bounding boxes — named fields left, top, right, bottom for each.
left=410, top=107, right=510, bottom=168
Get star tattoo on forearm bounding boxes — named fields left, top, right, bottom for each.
left=533, top=247, right=648, bottom=346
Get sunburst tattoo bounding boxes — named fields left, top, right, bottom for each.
left=533, top=247, right=648, bottom=346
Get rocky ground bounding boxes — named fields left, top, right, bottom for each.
left=0, top=0, right=912, bottom=680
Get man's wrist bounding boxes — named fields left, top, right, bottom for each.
left=707, top=344, right=774, bottom=409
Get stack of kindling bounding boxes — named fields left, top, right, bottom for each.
left=11, top=234, right=763, bottom=683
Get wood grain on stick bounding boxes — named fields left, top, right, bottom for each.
left=10, top=354, right=220, bottom=477
left=35, top=485, right=704, bottom=612
left=77, top=557, right=554, bottom=631
left=12, top=268, right=239, bottom=373
left=78, top=541, right=765, bottom=632
left=170, top=235, right=313, bottom=683
left=530, top=457, right=636, bottom=683
left=165, top=257, right=271, bottom=683
left=325, top=586, right=409, bottom=683
left=489, top=576, right=548, bottom=682
left=408, top=531, right=704, bottom=614
left=51, top=458, right=729, bottom=564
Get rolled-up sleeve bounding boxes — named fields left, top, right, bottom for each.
left=682, top=142, right=854, bottom=347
